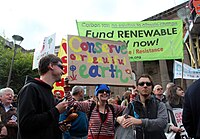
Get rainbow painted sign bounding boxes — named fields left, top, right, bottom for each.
left=67, top=35, right=135, bottom=86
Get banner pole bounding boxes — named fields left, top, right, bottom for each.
left=76, top=20, right=80, bottom=35
left=181, top=58, right=184, bottom=88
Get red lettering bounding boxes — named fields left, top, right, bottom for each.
left=70, top=54, right=76, bottom=60
left=61, top=56, right=67, bottom=63
left=93, top=57, right=98, bottom=64
left=53, top=90, right=64, bottom=98
left=80, top=54, right=87, bottom=61
left=62, top=42, right=67, bottom=52
left=108, top=44, right=115, bottom=53
left=80, top=42, right=88, bottom=51
left=63, top=65, right=67, bottom=74
left=55, top=78, right=65, bottom=86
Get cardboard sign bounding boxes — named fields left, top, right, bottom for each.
left=67, top=35, right=135, bottom=86
left=173, top=108, right=189, bottom=138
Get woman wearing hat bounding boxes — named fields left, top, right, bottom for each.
left=64, top=84, right=126, bottom=139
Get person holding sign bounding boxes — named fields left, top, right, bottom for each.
left=17, top=54, right=69, bottom=139
left=64, top=83, right=125, bottom=139
left=165, top=83, right=188, bottom=139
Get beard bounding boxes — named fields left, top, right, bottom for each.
left=140, top=93, right=150, bottom=98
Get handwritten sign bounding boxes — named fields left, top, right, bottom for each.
left=173, top=108, right=189, bottom=138
left=173, top=108, right=183, bottom=127
left=32, top=33, right=56, bottom=69
left=67, top=35, right=135, bottom=86
left=52, top=38, right=68, bottom=98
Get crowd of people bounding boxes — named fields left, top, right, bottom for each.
left=1, top=54, right=200, bottom=139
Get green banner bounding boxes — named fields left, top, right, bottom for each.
left=77, top=20, right=183, bottom=61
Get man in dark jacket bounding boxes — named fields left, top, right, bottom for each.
left=116, top=74, right=168, bottom=139
left=17, top=54, right=69, bottom=139
left=183, top=78, right=200, bottom=139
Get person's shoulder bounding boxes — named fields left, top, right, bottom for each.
left=151, top=96, right=165, bottom=107
left=188, top=78, right=200, bottom=89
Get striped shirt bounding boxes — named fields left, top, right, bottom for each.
left=66, top=92, right=125, bottom=139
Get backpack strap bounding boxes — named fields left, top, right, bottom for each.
left=88, top=102, right=115, bottom=123
left=88, top=101, right=96, bottom=122
left=107, top=104, right=115, bottom=123
left=131, top=101, right=139, bottom=118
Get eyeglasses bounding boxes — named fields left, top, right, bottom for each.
left=98, top=90, right=110, bottom=94
left=157, top=88, right=163, bottom=91
left=56, top=64, right=63, bottom=70
left=138, top=82, right=152, bottom=86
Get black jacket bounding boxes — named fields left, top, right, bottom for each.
left=183, top=78, right=200, bottom=139
left=17, top=76, right=62, bottom=139
left=0, top=103, right=17, bottom=139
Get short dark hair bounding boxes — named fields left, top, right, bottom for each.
left=38, top=54, right=62, bottom=75
left=136, top=74, right=154, bottom=87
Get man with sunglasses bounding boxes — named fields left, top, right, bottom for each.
left=153, top=84, right=167, bottom=103
left=117, top=74, right=168, bottom=139
left=17, top=54, right=69, bottom=139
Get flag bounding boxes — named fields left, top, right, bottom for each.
left=32, top=33, right=56, bottom=69
left=52, top=38, right=68, bottom=98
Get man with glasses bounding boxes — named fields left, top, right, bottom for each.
left=116, top=74, right=168, bottom=139
left=17, top=54, right=69, bottom=139
left=153, top=84, right=167, bottom=103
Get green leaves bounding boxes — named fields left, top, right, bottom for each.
left=0, top=44, right=38, bottom=93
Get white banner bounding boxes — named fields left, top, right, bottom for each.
left=32, top=33, right=56, bottom=69
left=173, top=60, right=200, bottom=79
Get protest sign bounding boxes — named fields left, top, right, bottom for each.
left=77, top=20, right=183, bottom=61
left=173, top=108, right=189, bottom=138
left=32, top=33, right=56, bottom=69
left=52, top=38, right=68, bottom=98
left=174, top=60, right=200, bottom=79
left=67, top=35, right=135, bottom=86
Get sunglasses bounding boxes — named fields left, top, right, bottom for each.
left=157, top=88, right=163, bottom=91
left=98, top=90, right=110, bottom=94
left=56, top=64, right=63, bottom=70
left=138, top=82, right=152, bottom=86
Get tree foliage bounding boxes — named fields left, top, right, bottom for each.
left=0, top=44, right=38, bottom=93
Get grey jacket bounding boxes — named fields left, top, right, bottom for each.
left=125, top=95, right=168, bottom=139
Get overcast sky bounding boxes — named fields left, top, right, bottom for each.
left=0, top=0, right=187, bottom=50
